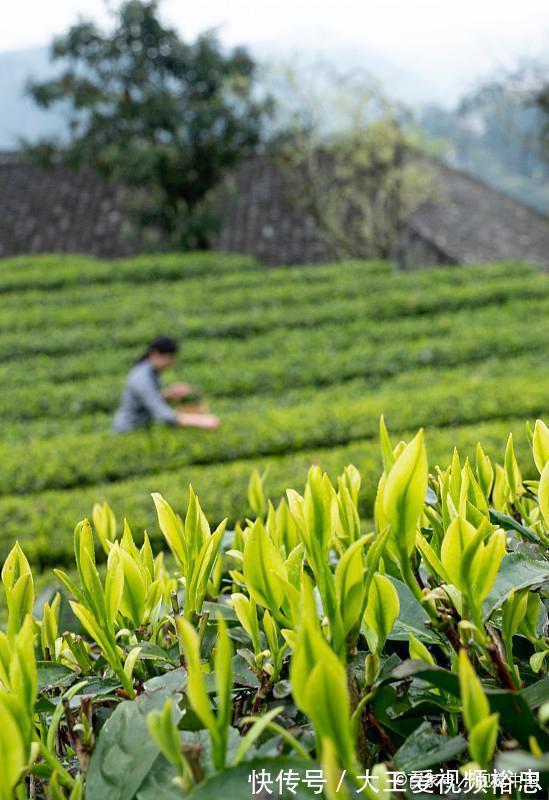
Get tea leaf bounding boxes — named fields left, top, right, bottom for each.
left=243, top=520, right=287, bottom=613
left=459, top=650, right=489, bottom=731
left=383, top=429, right=428, bottom=556
left=364, top=573, right=399, bottom=654
left=86, top=672, right=185, bottom=800
left=305, top=658, right=355, bottom=768
left=469, top=713, right=499, bottom=768
left=151, top=493, right=187, bottom=568
left=394, top=722, right=467, bottom=772
left=532, top=418, right=549, bottom=474
left=540, top=460, right=549, bottom=525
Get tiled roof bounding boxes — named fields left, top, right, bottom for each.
left=406, top=160, right=549, bottom=270
left=0, top=153, right=136, bottom=258
left=0, top=152, right=547, bottom=269
left=214, top=156, right=329, bottom=265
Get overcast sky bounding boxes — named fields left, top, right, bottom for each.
left=2, top=1, right=548, bottom=101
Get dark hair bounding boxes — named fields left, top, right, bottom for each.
left=136, top=335, right=179, bottom=363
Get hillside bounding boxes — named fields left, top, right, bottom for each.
left=1, top=253, right=548, bottom=568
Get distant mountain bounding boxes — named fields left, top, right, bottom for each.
left=418, top=66, right=549, bottom=214
left=0, top=46, right=65, bottom=147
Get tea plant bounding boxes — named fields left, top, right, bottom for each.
left=0, top=419, right=547, bottom=798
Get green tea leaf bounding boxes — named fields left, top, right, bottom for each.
left=291, top=577, right=341, bottom=712
left=86, top=670, right=185, bottom=800
left=469, top=713, right=499, bottom=768
left=119, top=549, right=147, bottom=627
left=248, top=469, right=267, bottom=519
left=459, top=650, right=490, bottom=732
left=364, top=573, right=399, bottom=654
left=475, top=442, right=494, bottom=498
left=532, top=418, right=549, bottom=474
left=243, top=520, right=287, bottom=613
left=521, top=676, right=549, bottom=709
left=335, top=535, right=369, bottom=637
left=151, top=493, right=186, bottom=568
left=540, top=459, right=549, bottom=525
left=488, top=510, right=539, bottom=543
left=175, top=618, right=218, bottom=743
left=389, top=578, right=443, bottom=644
left=305, top=659, right=355, bottom=767
left=36, top=662, right=75, bottom=691
left=214, top=618, right=233, bottom=737
left=383, top=429, right=428, bottom=556
left=394, top=722, right=467, bottom=772
left=408, top=633, right=435, bottom=665
left=0, top=697, right=26, bottom=795
left=379, top=415, right=395, bottom=473
left=133, top=755, right=182, bottom=800
left=92, top=501, right=117, bottom=555
left=504, top=433, right=522, bottom=499
left=483, top=553, right=549, bottom=620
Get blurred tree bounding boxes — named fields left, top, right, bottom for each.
left=268, top=64, right=432, bottom=261
left=25, top=0, right=271, bottom=249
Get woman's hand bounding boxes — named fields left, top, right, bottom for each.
left=162, top=383, right=194, bottom=400
left=177, top=411, right=220, bottom=430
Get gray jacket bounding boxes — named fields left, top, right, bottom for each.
left=113, top=361, right=178, bottom=433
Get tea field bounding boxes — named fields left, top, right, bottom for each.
left=0, top=252, right=547, bottom=568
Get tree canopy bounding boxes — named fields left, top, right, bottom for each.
left=27, top=0, right=271, bottom=248
left=268, top=65, right=432, bottom=261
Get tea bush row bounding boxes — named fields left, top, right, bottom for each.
left=2, top=312, right=546, bottom=422
left=0, top=270, right=546, bottom=363
left=1, top=353, right=538, bottom=449
left=0, top=259, right=528, bottom=332
left=0, top=251, right=260, bottom=293
left=2, top=293, right=547, bottom=391
left=0, top=259, right=390, bottom=327
left=0, top=255, right=526, bottom=311
left=0, top=420, right=546, bottom=800
left=1, top=364, right=546, bottom=497
left=0, top=417, right=536, bottom=566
